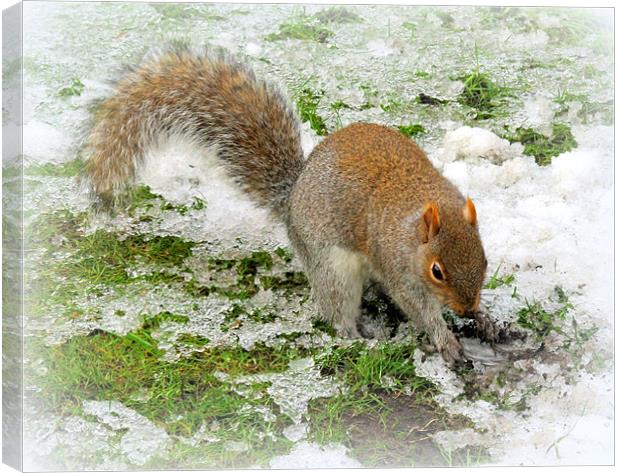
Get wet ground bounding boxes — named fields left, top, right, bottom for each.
left=4, top=2, right=614, bottom=469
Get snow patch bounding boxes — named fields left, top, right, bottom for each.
left=82, top=400, right=171, bottom=466
left=440, top=126, right=523, bottom=165
left=269, top=441, right=362, bottom=469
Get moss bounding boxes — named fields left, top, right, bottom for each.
left=502, top=123, right=577, bottom=166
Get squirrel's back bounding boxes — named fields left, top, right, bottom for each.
left=83, top=46, right=304, bottom=218
left=289, top=123, right=465, bottom=253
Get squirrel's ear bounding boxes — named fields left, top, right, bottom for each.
left=421, top=202, right=441, bottom=243
left=463, top=197, right=477, bottom=226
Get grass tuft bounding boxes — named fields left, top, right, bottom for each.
left=58, top=78, right=85, bottom=97
left=296, top=87, right=328, bottom=136
left=397, top=124, right=426, bottom=138
left=265, top=18, right=333, bottom=43
left=516, top=288, right=574, bottom=341
left=484, top=264, right=515, bottom=289
left=457, top=70, right=509, bottom=119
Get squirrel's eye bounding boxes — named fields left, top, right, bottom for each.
left=431, top=262, right=444, bottom=281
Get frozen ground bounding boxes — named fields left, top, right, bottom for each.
left=5, top=2, right=613, bottom=470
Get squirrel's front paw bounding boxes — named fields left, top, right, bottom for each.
left=474, top=312, right=501, bottom=343
left=438, top=332, right=464, bottom=367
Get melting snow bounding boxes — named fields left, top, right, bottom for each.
left=16, top=2, right=614, bottom=469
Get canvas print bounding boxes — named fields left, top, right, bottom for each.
left=2, top=1, right=614, bottom=470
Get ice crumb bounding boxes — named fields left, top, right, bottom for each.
left=245, top=42, right=262, bottom=56
left=283, top=422, right=308, bottom=442
left=366, top=39, right=397, bottom=57
left=269, top=441, right=361, bottom=469
left=523, top=95, right=556, bottom=134
left=413, top=350, right=463, bottom=399
left=234, top=357, right=341, bottom=424
left=82, top=400, right=171, bottom=466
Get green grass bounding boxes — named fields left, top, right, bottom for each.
left=127, top=185, right=206, bottom=216
left=308, top=342, right=436, bottom=442
left=516, top=287, right=574, bottom=341
left=24, top=158, right=84, bottom=177
left=26, top=209, right=196, bottom=316
left=63, top=231, right=194, bottom=286
left=379, top=96, right=405, bottom=113
left=265, top=17, right=333, bottom=43
left=274, top=247, right=294, bottom=263
left=152, top=3, right=201, bottom=19
left=28, top=208, right=307, bottom=316
left=58, top=78, right=85, bottom=97
left=330, top=99, right=351, bottom=129
left=457, top=70, right=510, bottom=119
left=554, top=90, right=614, bottom=125
left=35, top=327, right=308, bottom=467
left=397, top=124, right=426, bottom=138
left=295, top=87, right=328, bottom=136
left=315, top=342, right=432, bottom=393
left=414, top=70, right=431, bottom=79
left=502, top=123, right=577, bottom=165
left=305, top=342, right=481, bottom=467
left=402, top=21, right=416, bottom=39
left=484, top=264, right=515, bottom=289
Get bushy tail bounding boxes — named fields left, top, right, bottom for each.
left=83, top=46, right=305, bottom=220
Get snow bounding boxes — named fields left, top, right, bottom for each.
left=14, top=2, right=614, bottom=470
left=269, top=441, right=362, bottom=469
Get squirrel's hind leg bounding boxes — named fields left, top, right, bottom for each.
left=304, top=246, right=368, bottom=339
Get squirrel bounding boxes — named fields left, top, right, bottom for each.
left=83, top=46, right=497, bottom=365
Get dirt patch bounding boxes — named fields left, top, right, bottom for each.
left=342, top=391, right=486, bottom=467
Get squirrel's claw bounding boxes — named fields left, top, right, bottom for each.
left=474, top=311, right=501, bottom=343
left=439, top=332, right=465, bottom=367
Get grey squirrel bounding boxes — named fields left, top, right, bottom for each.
left=83, top=46, right=496, bottom=365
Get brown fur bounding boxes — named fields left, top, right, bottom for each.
left=288, top=123, right=488, bottom=364
left=83, top=46, right=304, bottom=218
left=84, top=51, right=491, bottom=366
